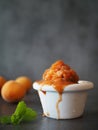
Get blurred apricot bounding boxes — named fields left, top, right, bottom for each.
left=1, top=80, right=26, bottom=103
left=0, top=76, right=7, bottom=91
left=16, top=76, right=32, bottom=92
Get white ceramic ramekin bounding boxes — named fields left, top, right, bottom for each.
left=33, top=80, right=94, bottom=119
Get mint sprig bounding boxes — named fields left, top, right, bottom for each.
left=0, top=101, right=37, bottom=125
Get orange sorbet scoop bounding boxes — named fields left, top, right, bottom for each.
left=38, top=60, right=79, bottom=94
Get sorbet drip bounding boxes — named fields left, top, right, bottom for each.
left=56, top=93, right=62, bottom=119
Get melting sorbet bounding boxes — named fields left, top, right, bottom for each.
left=37, top=60, right=79, bottom=94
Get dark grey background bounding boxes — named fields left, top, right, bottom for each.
left=0, top=0, right=98, bottom=106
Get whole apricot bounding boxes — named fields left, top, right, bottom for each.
left=16, top=76, right=32, bottom=92
left=1, top=80, right=26, bottom=103
left=0, top=76, right=6, bottom=91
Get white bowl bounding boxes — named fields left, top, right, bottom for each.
left=33, top=80, right=94, bottom=119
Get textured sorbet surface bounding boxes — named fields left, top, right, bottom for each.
left=37, top=60, right=79, bottom=94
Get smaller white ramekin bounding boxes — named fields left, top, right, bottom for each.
left=33, top=80, right=94, bottom=119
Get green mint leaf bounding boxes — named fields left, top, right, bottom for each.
left=22, top=108, right=37, bottom=122
left=12, top=101, right=27, bottom=116
left=0, top=101, right=37, bottom=125
left=0, top=116, right=11, bottom=124
left=11, top=101, right=27, bottom=125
